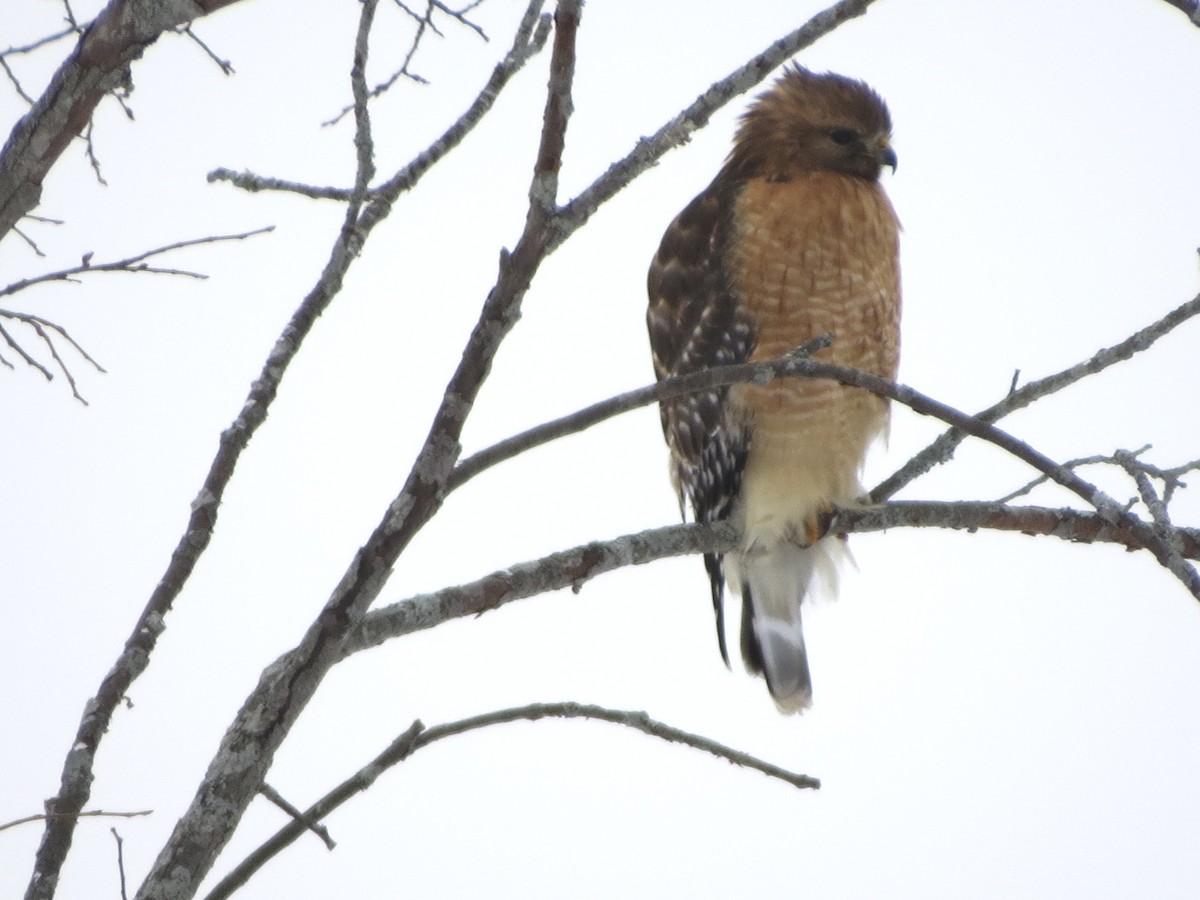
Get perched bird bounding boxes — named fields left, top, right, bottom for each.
left=646, top=65, right=900, bottom=713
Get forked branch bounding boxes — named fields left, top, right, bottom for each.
left=0, top=227, right=272, bottom=402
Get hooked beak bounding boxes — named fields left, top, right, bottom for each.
left=877, top=142, right=898, bottom=173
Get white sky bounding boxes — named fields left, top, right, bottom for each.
left=4, top=1, right=1200, bottom=898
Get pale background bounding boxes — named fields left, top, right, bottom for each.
left=4, top=1, right=1200, bottom=897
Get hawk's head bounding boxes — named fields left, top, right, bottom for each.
left=727, top=64, right=895, bottom=183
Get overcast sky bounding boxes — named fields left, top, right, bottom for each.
left=4, top=1, right=1200, bottom=898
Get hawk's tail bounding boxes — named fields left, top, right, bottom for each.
left=736, top=537, right=843, bottom=714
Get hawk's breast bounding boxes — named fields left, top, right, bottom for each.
left=727, top=171, right=901, bottom=544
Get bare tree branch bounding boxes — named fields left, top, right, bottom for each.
left=995, top=447, right=1151, bottom=505
left=450, top=335, right=833, bottom=491
left=781, top=357, right=1200, bottom=598
left=174, top=25, right=234, bottom=75
left=11, top=223, right=46, bottom=255
left=23, top=314, right=89, bottom=402
left=27, top=5, right=552, bottom=897
left=1, top=26, right=82, bottom=106
left=0, top=228, right=274, bottom=299
left=2, top=27, right=80, bottom=60
left=448, top=304, right=1200, bottom=600
left=205, top=169, right=356, bottom=199
left=324, top=0, right=493, bottom=126
left=343, top=501, right=1200, bottom=659
left=1116, top=449, right=1192, bottom=578
left=0, top=319, right=55, bottom=379
left=872, top=291, right=1200, bottom=502
left=0, top=809, right=151, bottom=834
left=1, top=228, right=271, bottom=402
left=130, top=5, right=554, bottom=898
left=347, top=520, right=735, bottom=655
left=0, top=311, right=103, bottom=401
left=210, top=6, right=551, bottom=205
left=0, top=56, right=37, bottom=106
left=203, top=704, right=816, bottom=900
left=256, top=784, right=335, bottom=851
left=111, top=828, right=128, bottom=900
left=0, top=0, right=253, bottom=246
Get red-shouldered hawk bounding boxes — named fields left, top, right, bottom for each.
left=647, top=65, right=900, bottom=713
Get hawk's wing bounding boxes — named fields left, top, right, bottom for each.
left=646, top=175, right=754, bottom=667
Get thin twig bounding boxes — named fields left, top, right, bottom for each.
left=0, top=56, right=35, bottom=104
left=202, top=720, right=423, bottom=900
left=82, top=120, right=107, bottom=185
left=1116, top=450, right=1195, bottom=584
left=450, top=335, right=832, bottom=491
left=111, top=829, right=128, bottom=900
left=205, top=170, right=356, bottom=199
left=2, top=228, right=270, bottom=402
left=0, top=809, right=151, bottom=834
left=0, top=227, right=274, bottom=298
left=995, top=445, right=1152, bottom=504
left=326, top=0, right=492, bottom=126
left=0, top=308, right=102, bottom=400
left=203, top=704, right=815, bottom=900
left=12, top=225, right=46, bottom=256
left=1119, top=450, right=1174, bottom=531
left=1124, top=454, right=1200, bottom=505
left=60, top=0, right=79, bottom=30
left=431, top=0, right=490, bottom=39
left=0, top=320, right=53, bottom=379
left=1, top=26, right=79, bottom=58
left=176, top=24, right=234, bottom=74
left=324, top=2, right=431, bottom=127
left=872, top=291, right=1200, bottom=502
left=0, top=311, right=104, bottom=369
left=257, top=784, right=335, bottom=850
left=26, top=315, right=87, bottom=402
left=212, top=2, right=550, bottom=205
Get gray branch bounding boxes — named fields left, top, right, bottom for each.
left=342, top=501, right=1200, bottom=658
left=872, top=291, right=1200, bottom=501
left=202, top=703, right=816, bottom=900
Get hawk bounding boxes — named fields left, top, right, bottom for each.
left=647, top=65, right=900, bottom=713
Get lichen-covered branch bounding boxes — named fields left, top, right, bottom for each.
left=339, top=501, right=1199, bottom=658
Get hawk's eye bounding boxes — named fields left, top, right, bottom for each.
left=829, top=129, right=856, bottom=146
